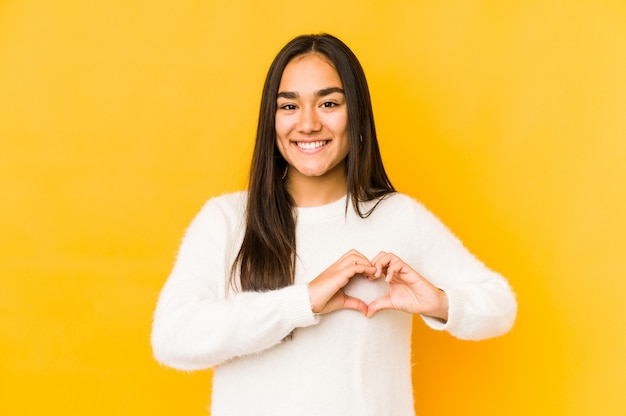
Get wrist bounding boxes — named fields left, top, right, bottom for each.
left=427, top=289, right=449, bottom=323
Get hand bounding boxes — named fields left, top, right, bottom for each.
left=308, top=250, right=376, bottom=316
left=367, top=251, right=449, bottom=320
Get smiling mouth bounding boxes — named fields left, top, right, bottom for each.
left=294, top=140, right=329, bottom=150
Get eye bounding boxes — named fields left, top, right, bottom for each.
left=321, top=101, right=338, bottom=108
left=279, top=104, right=297, bottom=111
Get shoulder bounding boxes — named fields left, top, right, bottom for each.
left=207, top=190, right=247, bottom=206
left=199, top=190, right=247, bottom=218
left=372, top=192, right=445, bottom=230
left=190, top=191, right=247, bottom=232
left=375, top=192, right=428, bottom=214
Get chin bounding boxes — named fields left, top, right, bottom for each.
left=299, top=171, right=326, bottom=178
left=292, top=165, right=327, bottom=177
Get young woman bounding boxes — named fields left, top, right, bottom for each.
left=151, top=33, right=517, bottom=416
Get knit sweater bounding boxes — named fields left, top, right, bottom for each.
left=151, top=191, right=517, bottom=415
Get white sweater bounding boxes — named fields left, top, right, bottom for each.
left=151, top=191, right=516, bottom=415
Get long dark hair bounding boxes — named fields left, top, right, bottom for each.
left=232, top=33, right=395, bottom=292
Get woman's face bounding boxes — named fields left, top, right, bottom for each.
left=275, top=53, right=350, bottom=183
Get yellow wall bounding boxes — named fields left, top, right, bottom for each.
left=2, top=1, right=625, bottom=414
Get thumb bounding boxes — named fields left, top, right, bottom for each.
left=341, top=295, right=368, bottom=316
left=366, top=295, right=393, bottom=318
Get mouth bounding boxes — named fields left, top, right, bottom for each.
left=293, top=140, right=330, bottom=150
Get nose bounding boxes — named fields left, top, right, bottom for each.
left=297, top=106, right=322, bottom=134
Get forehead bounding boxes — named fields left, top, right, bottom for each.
left=278, top=53, right=343, bottom=90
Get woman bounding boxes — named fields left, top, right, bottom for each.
left=151, top=33, right=517, bottom=415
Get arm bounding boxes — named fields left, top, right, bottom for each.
left=150, top=198, right=319, bottom=371
left=413, top=202, right=517, bottom=340
left=366, top=197, right=516, bottom=340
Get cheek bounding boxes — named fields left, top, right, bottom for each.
left=329, top=114, right=349, bottom=143
left=274, top=116, right=290, bottom=139
left=336, top=120, right=351, bottom=157
left=329, top=109, right=349, bottom=134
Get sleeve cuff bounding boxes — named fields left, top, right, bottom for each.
left=277, top=284, right=320, bottom=332
left=420, top=286, right=466, bottom=333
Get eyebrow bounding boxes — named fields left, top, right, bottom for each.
left=277, top=87, right=345, bottom=99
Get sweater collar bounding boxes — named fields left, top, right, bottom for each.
left=295, top=194, right=349, bottom=223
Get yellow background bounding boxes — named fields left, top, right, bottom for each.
left=2, top=1, right=625, bottom=414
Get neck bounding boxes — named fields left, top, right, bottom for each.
left=285, top=165, right=348, bottom=207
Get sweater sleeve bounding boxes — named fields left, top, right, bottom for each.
left=151, top=197, right=320, bottom=371
left=413, top=201, right=517, bottom=340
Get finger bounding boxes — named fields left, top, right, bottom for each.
left=369, top=251, right=389, bottom=264
left=370, top=253, right=386, bottom=277
left=367, top=295, right=394, bottom=318
left=342, top=295, right=368, bottom=316
left=387, top=259, right=422, bottom=284
left=372, top=251, right=403, bottom=265
left=330, top=262, right=376, bottom=290
left=345, top=254, right=375, bottom=273
left=370, top=254, right=388, bottom=278
left=338, top=251, right=370, bottom=270
left=370, top=251, right=398, bottom=278
left=341, top=249, right=368, bottom=262
left=384, top=258, right=404, bottom=282
left=351, top=264, right=377, bottom=280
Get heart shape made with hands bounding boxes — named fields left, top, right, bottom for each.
left=311, top=251, right=448, bottom=321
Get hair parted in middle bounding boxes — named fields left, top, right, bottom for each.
left=232, top=33, right=395, bottom=293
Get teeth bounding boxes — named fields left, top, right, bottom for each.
left=296, top=140, right=328, bottom=150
